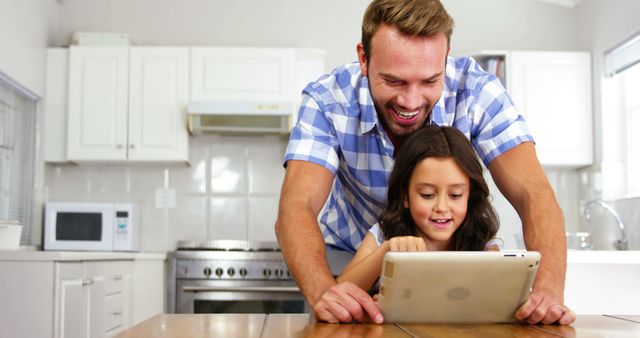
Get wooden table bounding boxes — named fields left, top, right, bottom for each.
left=115, top=314, right=640, bottom=338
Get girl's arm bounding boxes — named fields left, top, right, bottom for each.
left=336, top=233, right=390, bottom=291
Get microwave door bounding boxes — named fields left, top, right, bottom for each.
left=44, top=203, right=114, bottom=251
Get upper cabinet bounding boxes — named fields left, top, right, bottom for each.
left=190, top=47, right=295, bottom=102
left=127, top=47, right=189, bottom=161
left=55, top=46, right=189, bottom=162
left=187, top=47, right=325, bottom=134
left=45, top=46, right=325, bottom=162
left=463, top=50, right=593, bottom=167
left=67, top=47, right=130, bottom=161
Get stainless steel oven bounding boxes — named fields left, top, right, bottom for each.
left=168, top=240, right=310, bottom=314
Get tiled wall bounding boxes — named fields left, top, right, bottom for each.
left=44, top=134, right=595, bottom=252
left=44, top=135, right=288, bottom=252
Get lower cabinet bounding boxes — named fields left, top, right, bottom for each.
left=0, top=254, right=165, bottom=338
left=55, top=261, right=132, bottom=338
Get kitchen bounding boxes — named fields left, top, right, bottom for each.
left=1, top=0, right=640, bottom=337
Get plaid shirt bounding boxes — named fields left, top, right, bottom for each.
left=283, top=56, right=533, bottom=253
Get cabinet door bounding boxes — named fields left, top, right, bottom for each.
left=67, top=46, right=129, bottom=160
left=85, top=262, right=107, bottom=338
left=509, top=51, right=593, bottom=166
left=190, top=47, right=295, bottom=102
left=56, top=262, right=86, bottom=338
left=128, top=47, right=189, bottom=161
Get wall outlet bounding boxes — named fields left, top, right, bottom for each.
left=155, top=188, right=176, bottom=208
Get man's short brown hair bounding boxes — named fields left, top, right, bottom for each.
left=361, top=0, right=454, bottom=60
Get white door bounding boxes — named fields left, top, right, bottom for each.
left=128, top=47, right=189, bottom=161
left=190, top=47, right=295, bottom=102
left=56, top=263, right=86, bottom=338
left=508, top=51, right=593, bottom=166
left=85, top=262, right=106, bottom=338
left=67, top=46, right=129, bottom=160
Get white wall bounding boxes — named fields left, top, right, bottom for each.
left=0, top=0, right=57, bottom=96
left=51, top=0, right=579, bottom=71
left=445, top=0, right=580, bottom=54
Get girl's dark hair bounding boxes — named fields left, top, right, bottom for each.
left=380, top=125, right=499, bottom=250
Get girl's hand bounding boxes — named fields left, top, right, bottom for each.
left=385, top=236, right=428, bottom=252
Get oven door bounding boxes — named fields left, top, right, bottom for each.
left=176, top=279, right=310, bottom=314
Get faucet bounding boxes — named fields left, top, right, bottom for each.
left=583, top=199, right=628, bottom=250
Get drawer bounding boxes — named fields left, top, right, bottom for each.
left=105, top=293, right=125, bottom=333
left=104, top=261, right=132, bottom=295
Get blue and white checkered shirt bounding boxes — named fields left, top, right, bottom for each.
left=283, top=56, right=533, bottom=253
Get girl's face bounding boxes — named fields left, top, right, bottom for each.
left=403, top=157, right=470, bottom=250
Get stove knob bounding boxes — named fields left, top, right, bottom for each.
left=239, top=268, right=248, bottom=277
left=263, top=268, right=272, bottom=278
left=203, top=267, right=212, bottom=278
left=215, top=268, right=224, bottom=278
left=227, top=267, right=235, bottom=277
left=275, top=268, right=283, bottom=278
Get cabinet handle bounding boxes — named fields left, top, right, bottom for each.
left=112, top=274, right=122, bottom=281
left=82, top=278, right=94, bottom=286
left=113, top=309, right=122, bottom=316
left=129, top=144, right=135, bottom=149
left=116, top=144, right=123, bottom=149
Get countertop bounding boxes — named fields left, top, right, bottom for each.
left=113, top=314, right=640, bottom=338
left=0, top=249, right=166, bottom=261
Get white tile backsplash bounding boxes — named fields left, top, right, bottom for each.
left=210, top=140, right=248, bottom=194
left=209, top=196, right=248, bottom=240
left=43, top=134, right=591, bottom=253
left=248, top=196, right=279, bottom=242
left=167, top=196, right=208, bottom=250
left=248, top=136, right=287, bottom=194
left=44, top=135, right=287, bottom=252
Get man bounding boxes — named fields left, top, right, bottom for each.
left=276, top=0, right=575, bottom=325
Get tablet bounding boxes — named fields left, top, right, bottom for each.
left=377, top=251, right=540, bottom=323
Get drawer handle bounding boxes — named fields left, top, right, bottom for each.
left=113, top=310, right=122, bottom=316
left=82, top=278, right=94, bottom=286
left=112, top=274, right=123, bottom=281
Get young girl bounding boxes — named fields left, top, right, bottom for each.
left=337, top=125, right=500, bottom=292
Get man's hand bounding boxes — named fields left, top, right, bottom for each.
left=515, top=288, right=576, bottom=325
left=312, top=281, right=384, bottom=324
left=386, top=236, right=428, bottom=252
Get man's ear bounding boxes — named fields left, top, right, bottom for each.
left=356, top=42, right=368, bottom=77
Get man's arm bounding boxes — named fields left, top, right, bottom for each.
left=487, top=142, right=575, bottom=325
left=275, top=160, right=383, bottom=323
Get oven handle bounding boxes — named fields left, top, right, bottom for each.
left=182, top=286, right=301, bottom=293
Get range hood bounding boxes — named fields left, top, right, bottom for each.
left=187, top=100, right=295, bottom=134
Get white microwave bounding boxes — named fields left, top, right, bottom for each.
left=44, top=202, right=139, bottom=251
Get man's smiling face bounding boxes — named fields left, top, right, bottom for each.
left=357, top=24, right=449, bottom=138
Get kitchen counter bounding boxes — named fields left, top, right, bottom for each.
left=0, top=249, right=166, bottom=261
left=114, top=314, right=640, bottom=338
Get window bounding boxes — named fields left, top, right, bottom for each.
left=0, top=72, right=38, bottom=244
left=602, top=32, right=640, bottom=198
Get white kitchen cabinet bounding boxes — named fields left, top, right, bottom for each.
left=188, top=47, right=325, bottom=133
left=67, top=47, right=129, bottom=161
left=463, top=50, right=593, bottom=167
left=0, top=252, right=163, bottom=338
left=190, top=47, right=295, bottom=102
left=55, top=262, right=106, bottom=338
left=54, top=260, right=132, bottom=338
left=65, top=46, right=189, bottom=162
